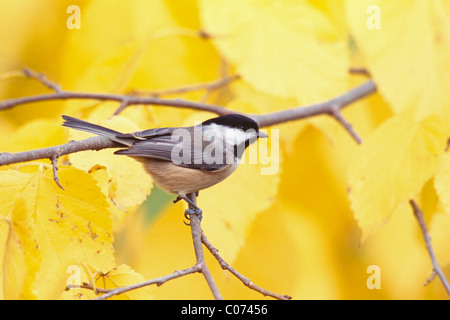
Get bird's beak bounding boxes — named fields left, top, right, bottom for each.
left=257, top=131, right=268, bottom=138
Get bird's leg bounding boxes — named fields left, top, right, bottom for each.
left=174, top=192, right=199, bottom=204
left=179, top=194, right=203, bottom=224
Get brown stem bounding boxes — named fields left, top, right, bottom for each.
left=254, top=79, right=376, bottom=128
left=92, top=265, right=202, bottom=300
left=0, top=136, right=118, bottom=166
left=409, top=200, right=450, bottom=296
left=0, top=90, right=232, bottom=115
left=186, top=193, right=223, bottom=300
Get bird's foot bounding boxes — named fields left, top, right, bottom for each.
left=183, top=207, right=203, bottom=226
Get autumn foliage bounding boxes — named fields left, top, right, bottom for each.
left=1, top=0, right=450, bottom=299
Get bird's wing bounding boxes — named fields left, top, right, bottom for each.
left=114, top=133, right=232, bottom=172
left=116, top=127, right=178, bottom=139
left=115, top=136, right=177, bottom=160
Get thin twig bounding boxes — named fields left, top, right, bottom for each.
left=50, top=156, right=64, bottom=190
left=328, top=105, right=363, bottom=144
left=67, top=283, right=111, bottom=294
left=424, top=270, right=438, bottom=287
left=349, top=67, right=371, bottom=77
left=0, top=136, right=119, bottom=166
left=92, top=265, right=202, bottom=300
left=187, top=193, right=223, bottom=300
left=80, top=192, right=290, bottom=301
left=409, top=200, right=450, bottom=296
left=23, top=67, right=62, bottom=93
left=129, top=74, right=240, bottom=98
left=0, top=90, right=232, bottom=115
left=201, top=231, right=292, bottom=300
left=112, top=98, right=131, bottom=116
left=0, top=67, right=231, bottom=115
left=445, top=137, right=450, bottom=152
left=253, top=79, right=377, bottom=128
left=116, top=75, right=240, bottom=115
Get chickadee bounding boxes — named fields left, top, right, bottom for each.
left=62, top=114, right=268, bottom=218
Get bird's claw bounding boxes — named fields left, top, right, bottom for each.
left=183, top=208, right=203, bottom=226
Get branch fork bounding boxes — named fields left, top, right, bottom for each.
left=88, top=193, right=291, bottom=300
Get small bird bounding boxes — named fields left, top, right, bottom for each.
left=62, top=114, right=268, bottom=219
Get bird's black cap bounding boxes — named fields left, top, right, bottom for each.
left=202, top=114, right=260, bottom=132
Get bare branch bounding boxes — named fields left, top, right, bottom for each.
left=23, top=67, right=62, bottom=93
left=409, top=200, right=450, bottom=296
left=0, top=69, right=375, bottom=137
left=0, top=67, right=233, bottom=116
left=78, top=191, right=290, bottom=301
left=0, top=90, right=233, bottom=115
left=89, top=192, right=226, bottom=300
left=0, top=136, right=119, bottom=166
left=254, top=80, right=376, bottom=128
left=129, top=74, right=240, bottom=98
left=92, top=265, right=202, bottom=300
left=187, top=193, right=223, bottom=300
left=0, top=80, right=375, bottom=168
left=114, top=75, right=240, bottom=115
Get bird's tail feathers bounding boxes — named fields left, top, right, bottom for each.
left=62, top=115, right=133, bottom=146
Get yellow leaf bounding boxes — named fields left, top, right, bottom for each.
left=228, top=80, right=305, bottom=153
left=434, top=153, right=450, bottom=216
left=127, top=1, right=221, bottom=128
left=199, top=153, right=281, bottom=262
left=348, top=114, right=448, bottom=241
left=61, top=0, right=219, bottom=118
left=224, top=201, right=341, bottom=299
left=2, top=119, right=67, bottom=153
left=429, top=209, right=450, bottom=267
left=62, top=264, right=153, bottom=300
left=199, top=0, right=349, bottom=104
left=95, top=264, right=154, bottom=300
left=61, top=0, right=175, bottom=92
left=0, top=166, right=115, bottom=299
left=118, top=203, right=204, bottom=299
left=347, top=0, right=450, bottom=123
left=278, top=123, right=357, bottom=236
left=0, top=1, right=71, bottom=123
left=67, top=115, right=153, bottom=211
left=0, top=117, right=15, bottom=150
left=2, top=195, right=40, bottom=299
left=362, top=203, right=434, bottom=299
